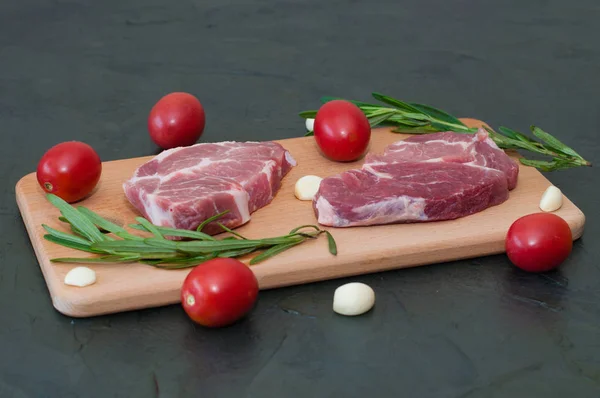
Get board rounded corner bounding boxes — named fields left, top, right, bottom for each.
left=52, top=289, right=99, bottom=318
left=15, top=171, right=37, bottom=196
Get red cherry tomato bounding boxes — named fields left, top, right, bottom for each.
left=148, top=92, right=206, bottom=149
left=505, top=213, right=573, bottom=273
left=181, top=258, right=259, bottom=328
left=36, top=141, right=102, bottom=203
left=313, top=100, right=371, bottom=162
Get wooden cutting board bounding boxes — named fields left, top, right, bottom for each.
left=15, top=119, right=586, bottom=317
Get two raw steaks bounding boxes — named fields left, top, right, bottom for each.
left=123, top=130, right=518, bottom=232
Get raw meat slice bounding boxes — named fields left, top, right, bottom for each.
left=313, top=130, right=518, bottom=228
left=314, top=162, right=509, bottom=227
left=365, top=129, right=519, bottom=190
left=123, top=141, right=296, bottom=234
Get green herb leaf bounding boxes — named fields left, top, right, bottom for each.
left=46, top=194, right=106, bottom=243
left=135, top=217, right=165, bottom=239
left=217, top=223, right=248, bottom=239
left=129, top=224, right=215, bottom=241
left=325, top=231, right=337, bottom=255
left=126, top=252, right=184, bottom=260
left=249, top=240, right=304, bottom=265
left=177, top=239, right=274, bottom=254
left=217, top=247, right=258, bottom=258
left=497, top=126, right=533, bottom=143
left=144, top=262, right=201, bottom=270
left=43, top=234, right=103, bottom=254
left=388, top=117, right=431, bottom=128
left=76, top=207, right=139, bottom=241
left=90, top=240, right=178, bottom=254
left=368, top=111, right=397, bottom=128
left=427, top=120, right=468, bottom=133
left=77, top=207, right=125, bottom=234
left=143, top=238, right=179, bottom=250
left=518, top=158, right=578, bottom=172
left=50, top=255, right=140, bottom=264
left=372, top=93, right=424, bottom=114
left=483, top=127, right=541, bottom=153
left=197, top=210, right=230, bottom=232
left=299, top=110, right=317, bottom=119
left=289, top=225, right=321, bottom=234
left=531, top=126, right=586, bottom=160
left=408, top=103, right=468, bottom=129
left=42, top=224, right=91, bottom=246
left=143, top=253, right=216, bottom=266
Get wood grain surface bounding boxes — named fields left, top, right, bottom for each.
left=15, top=119, right=586, bottom=317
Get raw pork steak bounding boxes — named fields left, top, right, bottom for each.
left=366, top=129, right=519, bottom=190
left=123, top=141, right=296, bottom=234
left=314, top=130, right=518, bottom=227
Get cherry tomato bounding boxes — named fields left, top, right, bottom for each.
left=181, top=258, right=259, bottom=328
left=148, top=92, right=206, bottom=149
left=36, top=141, right=102, bottom=203
left=505, top=213, right=573, bottom=273
left=313, top=100, right=371, bottom=162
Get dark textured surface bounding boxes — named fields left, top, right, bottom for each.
left=1, top=0, right=599, bottom=396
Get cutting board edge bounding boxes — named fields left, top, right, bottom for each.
left=46, top=236, right=508, bottom=318
left=42, top=217, right=587, bottom=318
left=16, top=176, right=64, bottom=305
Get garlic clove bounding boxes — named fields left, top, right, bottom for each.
left=64, top=266, right=97, bottom=287
left=294, top=175, right=323, bottom=201
left=539, top=185, right=563, bottom=212
left=333, top=282, right=375, bottom=316
left=305, top=118, right=315, bottom=132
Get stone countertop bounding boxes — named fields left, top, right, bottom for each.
left=1, top=0, right=599, bottom=396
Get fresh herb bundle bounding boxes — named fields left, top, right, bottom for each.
left=299, top=93, right=591, bottom=172
left=42, top=194, right=337, bottom=269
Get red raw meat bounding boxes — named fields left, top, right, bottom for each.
left=314, top=130, right=518, bottom=227
left=123, top=141, right=296, bottom=234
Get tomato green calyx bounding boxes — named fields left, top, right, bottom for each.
left=185, top=294, right=196, bottom=306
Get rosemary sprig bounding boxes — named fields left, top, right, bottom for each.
left=42, top=194, right=336, bottom=269
left=299, top=92, right=591, bottom=172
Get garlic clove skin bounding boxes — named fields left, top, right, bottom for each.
left=305, top=118, right=315, bottom=132
left=64, top=266, right=97, bottom=287
left=294, top=175, right=323, bottom=201
left=539, top=185, right=563, bottom=212
left=333, top=282, right=375, bottom=316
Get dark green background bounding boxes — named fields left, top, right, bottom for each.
left=1, top=0, right=599, bottom=396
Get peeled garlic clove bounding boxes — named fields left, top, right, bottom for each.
left=539, top=185, right=563, bottom=212
left=333, top=282, right=375, bottom=316
left=64, top=266, right=97, bottom=287
left=294, top=175, right=323, bottom=201
left=305, top=118, right=315, bottom=132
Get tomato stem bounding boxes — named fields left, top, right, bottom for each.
left=186, top=294, right=196, bottom=306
